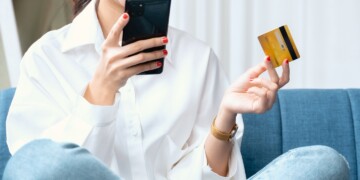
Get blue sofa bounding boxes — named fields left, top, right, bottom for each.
left=0, top=88, right=359, bottom=179
left=0, top=88, right=15, bottom=179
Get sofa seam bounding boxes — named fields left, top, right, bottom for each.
left=346, top=89, right=358, bottom=178
left=277, top=91, right=284, bottom=154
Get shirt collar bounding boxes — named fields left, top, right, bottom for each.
left=61, top=0, right=104, bottom=54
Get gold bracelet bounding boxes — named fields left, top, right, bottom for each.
left=211, top=116, right=238, bottom=141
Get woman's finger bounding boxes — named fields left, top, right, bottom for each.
left=104, top=36, right=167, bottom=64
left=113, top=49, right=167, bottom=69
left=250, top=78, right=279, bottom=91
left=124, top=61, right=162, bottom=77
left=247, top=85, right=276, bottom=110
left=120, top=36, right=168, bottom=58
left=104, top=13, right=130, bottom=47
left=265, top=56, right=280, bottom=83
left=279, top=59, right=290, bottom=87
left=247, top=86, right=267, bottom=98
left=247, top=87, right=269, bottom=113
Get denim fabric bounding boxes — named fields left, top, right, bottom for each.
left=3, top=140, right=349, bottom=180
left=248, top=145, right=350, bottom=180
left=0, top=88, right=15, bottom=179
left=3, top=139, right=120, bottom=180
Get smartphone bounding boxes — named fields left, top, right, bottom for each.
left=258, top=25, right=300, bottom=68
left=122, top=0, right=172, bottom=75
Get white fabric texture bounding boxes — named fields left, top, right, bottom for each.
left=169, top=0, right=360, bottom=88
left=6, top=1, right=246, bottom=180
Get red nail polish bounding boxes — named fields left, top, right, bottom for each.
left=162, top=37, right=168, bottom=44
left=266, top=56, right=271, bottom=61
left=157, top=62, right=162, bottom=67
left=163, top=49, right=168, bottom=55
left=123, top=13, right=128, bottom=19
left=285, top=59, right=289, bottom=64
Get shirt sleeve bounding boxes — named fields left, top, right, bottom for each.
left=168, top=49, right=246, bottom=180
left=6, top=48, right=118, bottom=162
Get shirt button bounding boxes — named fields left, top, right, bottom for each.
left=132, top=125, right=141, bottom=137
left=132, top=129, right=138, bottom=136
left=129, top=120, right=135, bottom=126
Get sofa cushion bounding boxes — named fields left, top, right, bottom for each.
left=279, top=89, right=357, bottom=179
left=241, top=98, right=283, bottom=177
left=0, top=88, right=15, bottom=178
left=242, top=89, right=359, bottom=180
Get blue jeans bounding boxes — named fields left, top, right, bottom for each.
left=3, top=139, right=349, bottom=180
left=3, top=140, right=119, bottom=180
left=248, top=146, right=350, bottom=180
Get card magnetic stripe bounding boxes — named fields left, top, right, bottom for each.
left=279, top=26, right=297, bottom=60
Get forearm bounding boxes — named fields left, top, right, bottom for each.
left=204, top=107, right=237, bottom=176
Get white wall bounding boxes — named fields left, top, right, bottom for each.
left=169, top=0, right=360, bottom=88
left=0, top=31, right=10, bottom=89
left=0, top=0, right=22, bottom=88
left=0, top=0, right=72, bottom=89
left=1, top=0, right=360, bottom=89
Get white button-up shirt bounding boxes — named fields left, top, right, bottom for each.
left=6, top=1, right=246, bottom=179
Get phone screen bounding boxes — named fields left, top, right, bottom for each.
left=123, top=0, right=172, bottom=74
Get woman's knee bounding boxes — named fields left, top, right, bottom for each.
left=291, top=145, right=350, bottom=179
left=315, top=146, right=349, bottom=179
left=3, top=139, right=88, bottom=180
left=3, top=139, right=119, bottom=180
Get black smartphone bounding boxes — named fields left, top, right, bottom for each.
left=122, top=0, right=172, bottom=75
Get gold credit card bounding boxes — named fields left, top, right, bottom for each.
left=258, top=25, right=300, bottom=68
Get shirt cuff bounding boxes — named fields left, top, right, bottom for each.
left=73, top=91, right=120, bottom=127
left=235, top=114, right=244, bottom=141
left=41, top=88, right=120, bottom=145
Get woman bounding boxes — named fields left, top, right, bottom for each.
left=4, top=0, right=349, bottom=179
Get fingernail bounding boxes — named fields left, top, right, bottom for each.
left=285, top=59, right=289, bottom=64
left=123, top=13, right=128, bottom=19
left=266, top=56, right=271, bottom=61
left=163, top=49, right=168, bottom=56
left=157, top=62, right=162, bottom=67
left=162, top=37, right=168, bottom=44
left=249, top=78, right=254, bottom=82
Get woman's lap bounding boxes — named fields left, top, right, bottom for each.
left=3, top=140, right=350, bottom=180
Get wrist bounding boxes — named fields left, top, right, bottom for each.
left=84, top=82, right=116, bottom=105
left=215, top=104, right=237, bottom=133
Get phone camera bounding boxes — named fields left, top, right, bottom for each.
left=129, top=2, right=145, bottom=17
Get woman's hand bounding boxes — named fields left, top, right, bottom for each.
left=218, top=56, right=290, bottom=128
left=84, top=13, right=168, bottom=105
left=205, top=56, right=290, bottom=176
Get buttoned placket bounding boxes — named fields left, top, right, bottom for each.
left=120, top=79, right=148, bottom=180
